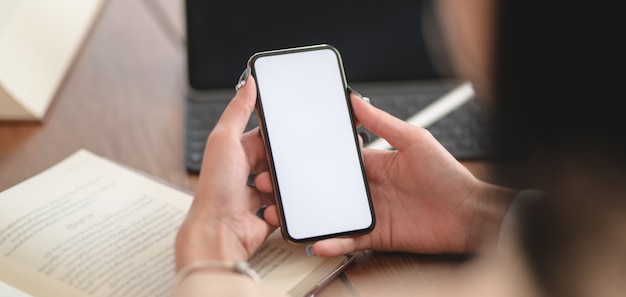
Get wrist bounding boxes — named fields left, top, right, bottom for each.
left=466, top=181, right=518, bottom=252
left=174, top=260, right=261, bottom=285
left=175, top=215, right=250, bottom=271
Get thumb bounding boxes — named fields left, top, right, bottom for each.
left=262, top=207, right=366, bottom=257
left=309, top=237, right=362, bottom=257
left=350, top=94, right=423, bottom=151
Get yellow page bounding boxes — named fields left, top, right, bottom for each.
left=0, top=150, right=191, bottom=297
left=0, top=0, right=104, bottom=120
left=0, top=280, right=32, bottom=297
left=250, top=231, right=347, bottom=296
left=0, top=150, right=345, bottom=297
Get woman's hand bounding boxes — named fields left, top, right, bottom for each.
left=259, top=92, right=515, bottom=256
left=175, top=69, right=275, bottom=271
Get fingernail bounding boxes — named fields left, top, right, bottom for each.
left=359, top=131, right=371, bottom=143
left=305, top=245, right=316, bottom=256
left=256, top=205, right=268, bottom=220
left=235, top=67, right=251, bottom=91
left=247, top=173, right=258, bottom=187
left=347, top=86, right=370, bottom=104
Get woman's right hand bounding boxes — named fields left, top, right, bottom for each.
left=256, top=92, right=515, bottom=257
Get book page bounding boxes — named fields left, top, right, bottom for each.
left=0, top=280, right=32, bottom=297
left=0, top=150, right=348, bottom=297
left=0, top=0, right=21, bottom=39
left=250, top=231, right=347, bottom=296
left=0, top=0, right=104, bottom=120
left=0, top=150, right=191, bottom=297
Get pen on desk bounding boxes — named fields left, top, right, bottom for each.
left=365, top=81, right=476, bottom=150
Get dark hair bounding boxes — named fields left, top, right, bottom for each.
left=493, top=1, right=625, bottom=177
left=492, top=1, right=626, bottom=296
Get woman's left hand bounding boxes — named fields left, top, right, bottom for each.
left=175, top=69, right=274, bottom=271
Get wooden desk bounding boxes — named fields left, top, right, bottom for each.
left=0, top=0, right=490, bottom=296
left=0, top=0, right=195, bottom=192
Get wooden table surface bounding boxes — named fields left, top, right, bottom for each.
left=0, top=0, right=492, bottom=296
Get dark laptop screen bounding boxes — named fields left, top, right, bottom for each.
left=186, top=0, right=443, bottom=90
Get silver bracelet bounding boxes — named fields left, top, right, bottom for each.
left=174, top=260, right=261, bottom=285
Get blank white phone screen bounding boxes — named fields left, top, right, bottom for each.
left=254, top=48, right=373, bottom=241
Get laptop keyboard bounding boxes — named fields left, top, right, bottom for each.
left=361, top=87, right=495, bottom=159
left=185, top=98, right=259, bottom=172
left=185, top=83, right=494, bottom=173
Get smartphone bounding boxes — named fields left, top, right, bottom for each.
left=249, top=44, right=375, bottom=243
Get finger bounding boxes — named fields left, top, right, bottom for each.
left=242, top=127, right=268, bottom=171
left=214, top=74, right=257, bottom=135
left=349, top=93, right=363, bottom=128
left=253, top=171, right=273, bottom=193
left=310, top=238, right=359, bottom=257
left=261, top=205, right=280, bottom=227
left=350, top=95, right=422, bottom=151
left=357, top=130, right=371, bottom=148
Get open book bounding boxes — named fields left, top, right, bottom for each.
left=0, top=0, right=104, bottom=121
left=0, top=150, right=353, bottom=297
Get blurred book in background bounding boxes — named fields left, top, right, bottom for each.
left=0, top=0, right=104, bottom=121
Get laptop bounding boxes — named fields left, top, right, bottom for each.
left=184, top=1, right=494, bottom=173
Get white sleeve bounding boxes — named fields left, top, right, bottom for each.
left=172, top=272, right=288, bottom=297
left=497, top=189, right=544, bottom=254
